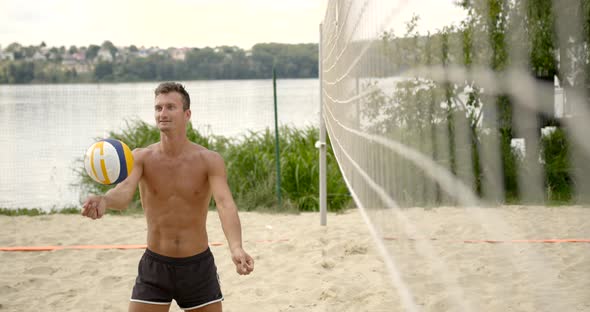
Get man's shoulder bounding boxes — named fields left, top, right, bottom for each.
left=189, top=144, right=224, bottom=165
left=188, top=142, right=216, bottom=155
left=132, top=144, right=157, bottom=160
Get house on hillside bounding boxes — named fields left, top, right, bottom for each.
left=0, top=51, right=14, bottom=61
left=149, top=47, right=166, bottom=56
left=62, top=54, right=77, bottom=66
left=32, top=51, right=46, bottom=61
left=137, top=48, right=149, bottom=58
left=170, top=48, right=188, bottom=61
left=74, top=63, right=92, bottom=73
left=96, top=47, right=113, bottom=62
left=73, top=51, right=86, bottom=62
left=60, top=53, right=90, bottom=73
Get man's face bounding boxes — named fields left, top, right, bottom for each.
left=154, top=92, right=190, bottom=132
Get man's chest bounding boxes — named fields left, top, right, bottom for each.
left=141, top=158, right=209, bottom=197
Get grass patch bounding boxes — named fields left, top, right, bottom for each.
left=0, top=206, right=82, bottom=216
left=0, top=208, right=47, bottom=216
left=0, top=205, right=146, bottom=217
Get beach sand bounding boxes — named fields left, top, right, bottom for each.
left=0, top=206, right=589, bottom=311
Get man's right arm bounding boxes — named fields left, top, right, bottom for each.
left=82, top=148, right=144, bottom=219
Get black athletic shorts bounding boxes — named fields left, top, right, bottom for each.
left=130, top=248, right=224, bottom=310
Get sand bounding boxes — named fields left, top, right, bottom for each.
left=0, top=206, right=589, bottom=312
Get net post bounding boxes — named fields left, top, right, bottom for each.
left=319, top=23, right=328, bottom=226
left=273, top=66, right=282, bottom=209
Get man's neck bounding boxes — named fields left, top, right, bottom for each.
left=159, top=131, right=188, bottom=157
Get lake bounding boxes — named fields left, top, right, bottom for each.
left=0, top=79, right=319, bottom=210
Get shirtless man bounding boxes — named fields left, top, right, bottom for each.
left=82, top=82, right=254, bottom=312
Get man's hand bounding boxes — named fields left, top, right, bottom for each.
left=82, top=195, right=107, bottom=220
left=231, top=247, right=254, bottom=275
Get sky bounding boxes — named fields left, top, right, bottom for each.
left=0, top=0, right=328, bottom=49
left=0, top=0, right=466, bottom=50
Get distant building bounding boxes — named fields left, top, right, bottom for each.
left=32, top=51, right=46, bottom=61
left=170, top=48, right=188, bottom=61
left=137, top=48, right=149, bottom=58
left=47, top=51, right=60, bottom=61
left=74, top=63, right=92, bottom=73
left=0, top=51, right=14, bottom=61
left=150, top=47, right=166, bottom=56
left=72, top=51, right=86, bottom=62
left=62, top=54, right=77, bottom=66
left=96, top=47, right=113, bottom=62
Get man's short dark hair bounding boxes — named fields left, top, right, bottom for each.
left=154, top=82, right=191, bottom=110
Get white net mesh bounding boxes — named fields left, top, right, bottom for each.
left=321, top=0, right=590, bottom=310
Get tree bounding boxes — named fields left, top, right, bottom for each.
left=5, top=43, right=23, bottom=60
left=68, top=45, right=78, bottom=54
left=1, top=42, right=319, bottom=83
left=101, top=40, right=118, bottom=58
left=94, top=61, right=113, bottom=81
left=86, top=45, right=100, bottom=60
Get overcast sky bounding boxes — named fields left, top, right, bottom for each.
left=0, top=0, right=466, bottom=49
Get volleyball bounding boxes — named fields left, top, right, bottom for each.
left=84, top=139, right=134, bottom=185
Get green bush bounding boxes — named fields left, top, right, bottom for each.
left=541, top=128, right=572, bottom=202
left=73, top=120, right=351, bottom=213
left=226, top=127, right=350, bottom=212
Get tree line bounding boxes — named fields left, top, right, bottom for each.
left=0, top=42, right=318, bottom=84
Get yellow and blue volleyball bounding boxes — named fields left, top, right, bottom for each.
left=84, top=139, right=134, bottom=185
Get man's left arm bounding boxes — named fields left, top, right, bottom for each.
left=208, top=151, right=254, bottom=275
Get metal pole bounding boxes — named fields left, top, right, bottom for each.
left=318, top=23, right=327, bottom=226
left=273, top=66, right=282, bottom=209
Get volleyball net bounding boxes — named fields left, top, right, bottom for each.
left=320, top=0, right=590, bottom=310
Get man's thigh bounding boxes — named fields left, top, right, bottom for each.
left=128, top=301, right=171, bottom=312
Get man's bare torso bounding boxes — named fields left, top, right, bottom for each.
left=137, top=142, right=212, bottom=257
